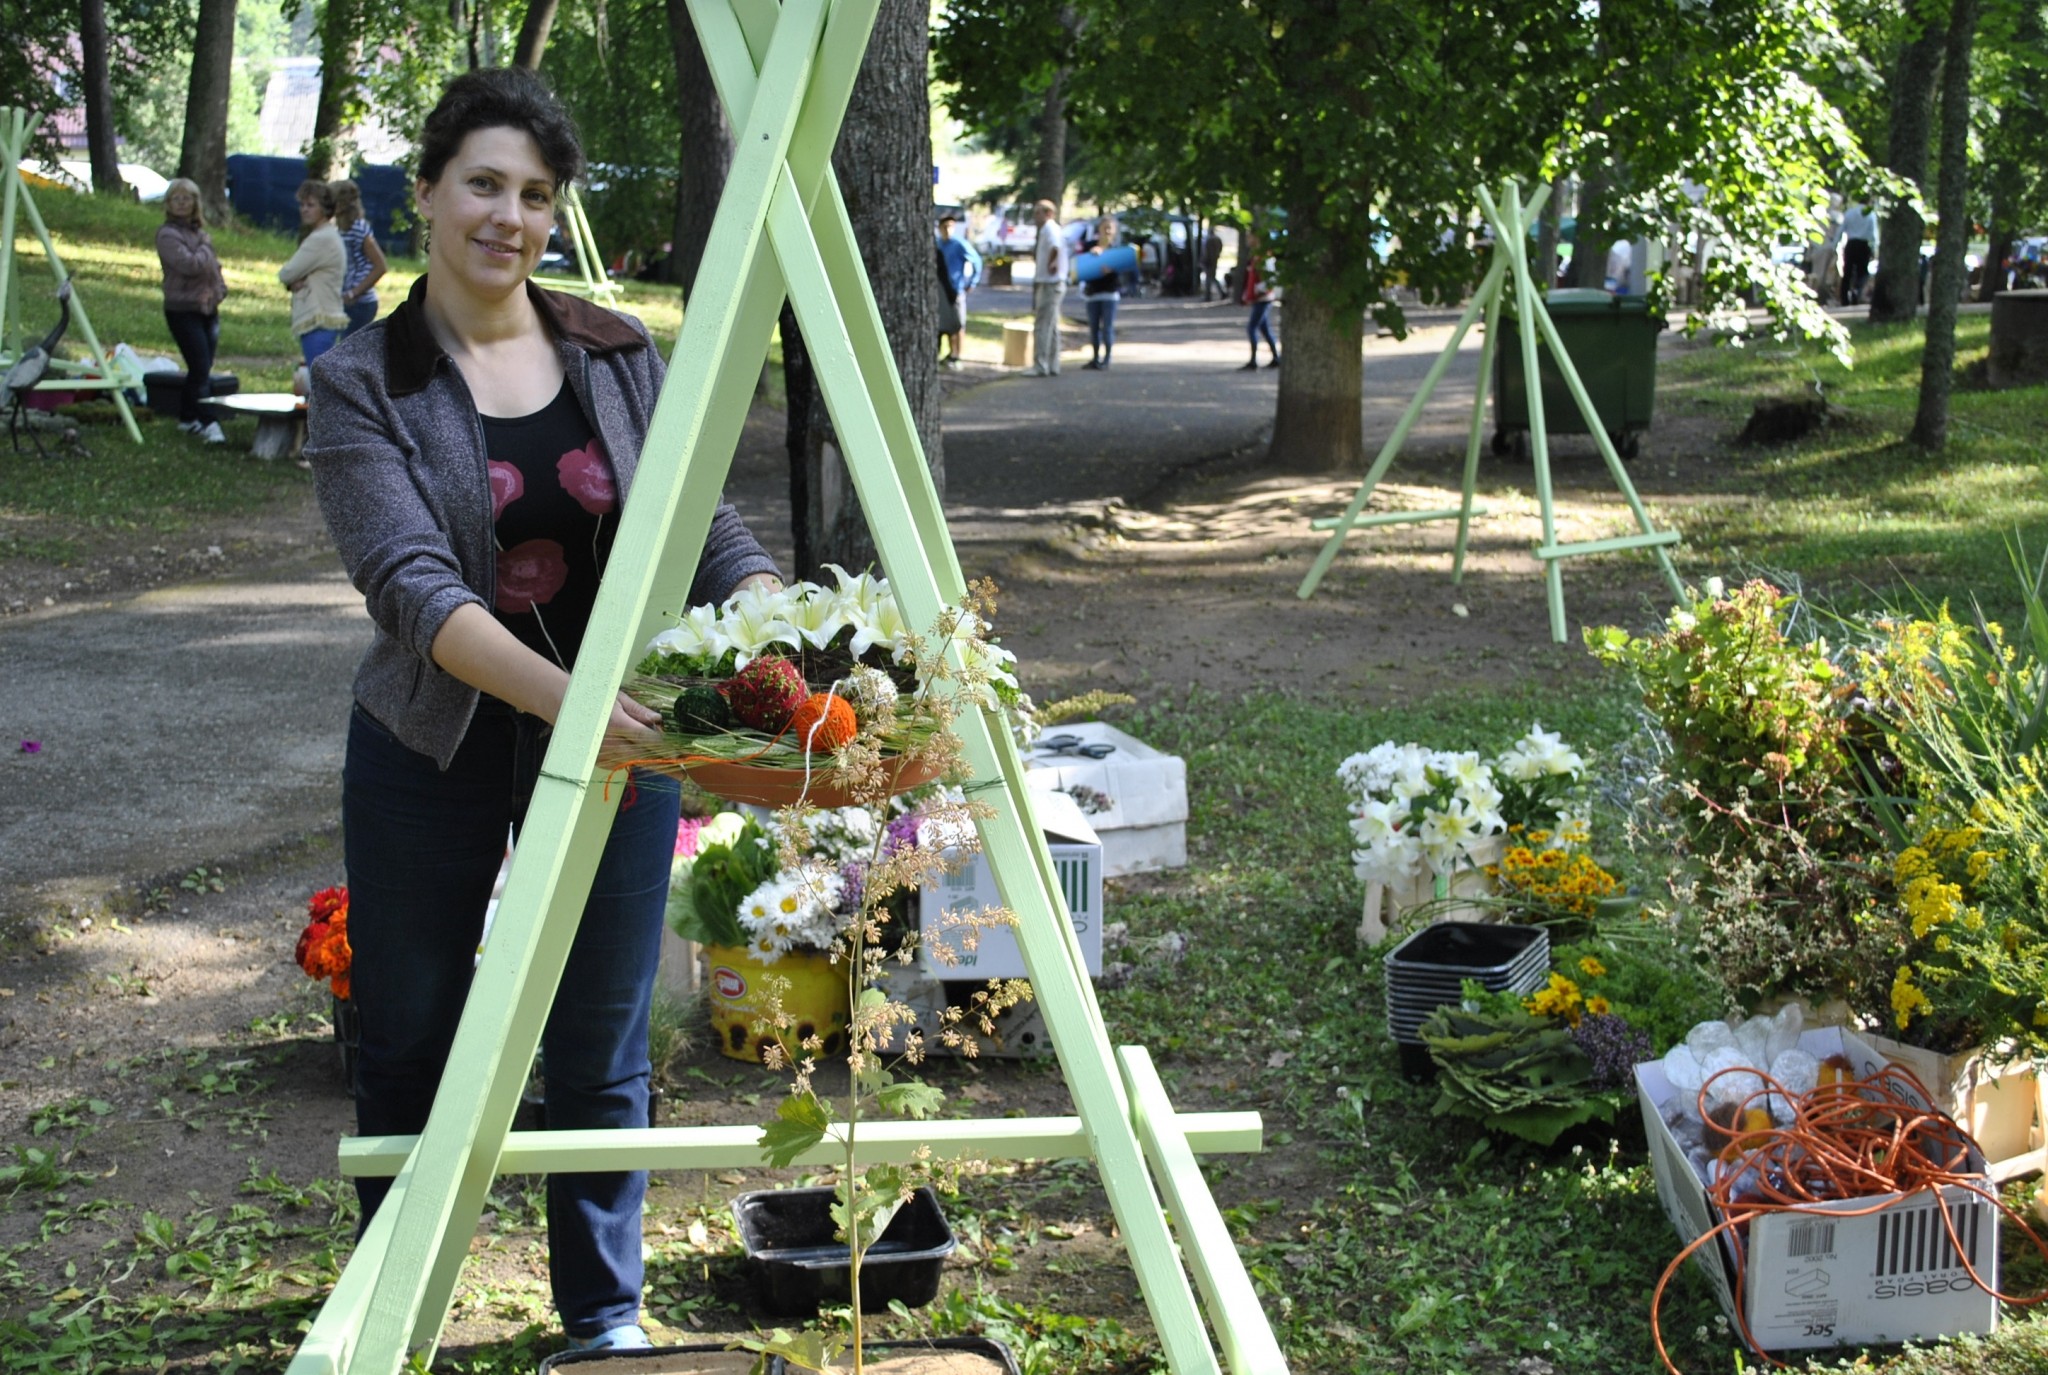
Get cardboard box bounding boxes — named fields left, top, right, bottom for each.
left=1635, top=1026, right=1999, bottom=1353
left=919, top=788, right=1103, bottom=980
left=874, top=967, right=1052, bottom=1059
left=1023, top=720, right=1188, bottom=876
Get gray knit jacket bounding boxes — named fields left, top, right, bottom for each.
left=305, top=275, right=780, bottom=768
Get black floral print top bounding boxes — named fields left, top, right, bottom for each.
left=483, top=380, right=618, bottom=670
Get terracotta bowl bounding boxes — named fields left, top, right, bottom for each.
left=678, top=752, right=945, bottom=808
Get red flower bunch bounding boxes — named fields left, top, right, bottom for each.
left=295, top=885, right=353, bottom=1000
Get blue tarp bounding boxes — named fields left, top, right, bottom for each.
left=225, top=155, right=410, bottom=241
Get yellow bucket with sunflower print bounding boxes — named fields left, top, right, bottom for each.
left=704, top=944, right=851, bottom=1064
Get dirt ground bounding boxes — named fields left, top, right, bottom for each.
left=0, top=314, right=1733, bottom=1365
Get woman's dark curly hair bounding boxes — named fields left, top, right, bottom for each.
left=416, top=67, right=584, bottom=191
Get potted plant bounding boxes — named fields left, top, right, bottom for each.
left=702, top=590, right=1028, bottom=1375
left=292, top=885, right=354, bottom=1080
left=1587, top=580, right=1899, bottom=1019
left=1340, top=723, right=1591, bottom=945
left=1855, top=578, right=2048, bottom=1173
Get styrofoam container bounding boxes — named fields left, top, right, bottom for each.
left=1635, top=1025, right=1999, bottom=1352
left=1023, top=721, right=1187, bottom=876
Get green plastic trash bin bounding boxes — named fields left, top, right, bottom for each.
left=1492, top=288, right=1665, bottom=459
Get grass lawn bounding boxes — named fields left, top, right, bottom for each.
left=1657, top=315, right=2048, bottom=616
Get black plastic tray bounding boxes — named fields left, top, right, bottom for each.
left=1382, top=921, right=1547, bottom=977
left=538, top=1342, right=765, bottom=1373
left=732, top=1185, right=956, bottom=1317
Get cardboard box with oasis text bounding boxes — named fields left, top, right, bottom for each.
left=1634, top=1025, right=1998, bottom=1353
left=918, top=788, right=1103, bottom=981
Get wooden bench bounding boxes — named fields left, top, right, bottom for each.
left=212, top=392, right=306, bottom=461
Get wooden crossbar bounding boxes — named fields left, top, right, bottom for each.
left=1309, top=504, right=1490, bottom=532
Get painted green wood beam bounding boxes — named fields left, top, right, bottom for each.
left=1295, top=226, right=1522, bottom=600
left=1535, top=529, right=1683, bottom=561
left=1309, top=505, right=1489, bottom=532
left=1121, top=1047, right=1290, bottom=1375
left=339, top=1112, right=1267, bottom=1176
left=0, top=107, right=143, bottom=443
left=1451, top=272, right=1505, bottom=586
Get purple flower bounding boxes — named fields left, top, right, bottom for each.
left=19, top=741, right=40, bottom=755
left=1572, top=1013, right=1653, bottom=1092
left=883, top=810, right=925, bottom=856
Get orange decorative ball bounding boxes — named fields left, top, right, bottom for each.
left=787, top=691, right=858, bottom=754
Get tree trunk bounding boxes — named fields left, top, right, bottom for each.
left=1535, top=178, right=1564, bottom=292
left=664, top=0, right=731, bottom=298
left=799, top=0, right=940, bottom=580
left=1870, top=17, right=1944, bottom=323
left=1910, top=0, right=1980, bottom=449
left=308, top=0, right=366, bottom=180
left=1564, top=171, right=1611, bottom=290
left=780, top=304, right=815, bottom=574
left=79, top=0, right=126, bottom=195
left=512, top=0, right=558, bottom=68
left=1034, top=64, right=1068, bottom=207
left=1267, top=270, right=1364, bottom=473
left=179, top=0, right=239, bottom=226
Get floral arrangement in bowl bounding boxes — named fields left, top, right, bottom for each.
left=294, top=886, right=351, bottom=999
left=620, top=570, right=1020, bottom=808
left=1338, top=724, right=1590, bottom=889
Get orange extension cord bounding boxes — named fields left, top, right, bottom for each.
left=1650, top=1063, right=2048, bottom=1374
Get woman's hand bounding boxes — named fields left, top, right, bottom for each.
left=732, top=572, right=784, bottom=596
left=608, top=691, right=665, bottom=750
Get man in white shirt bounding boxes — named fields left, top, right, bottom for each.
left=1031, top=199, right=1068, bottom=376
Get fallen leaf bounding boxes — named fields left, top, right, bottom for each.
left=1450, top=603, right=1469, bottom=618
left=1266, top=1050, right=1294, bottom=1069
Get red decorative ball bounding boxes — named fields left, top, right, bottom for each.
left=787, top=691, right=858, bottom=754
left=720, top=654, right=808, bottom=731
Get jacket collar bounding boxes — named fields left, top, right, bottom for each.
left=385, top=273, right=645, bottom=396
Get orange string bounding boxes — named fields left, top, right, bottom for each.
left=1650, top=1064, right=2048, bottom=1375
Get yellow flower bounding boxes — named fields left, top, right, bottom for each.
left=1586, top=995, right=1612, bottom=1016
left=1524, top=972, right=1585, bottom=1026
left=1891, top=966, right=1932, bottom=1029
left=1577, top=955, right=1607, bottom=978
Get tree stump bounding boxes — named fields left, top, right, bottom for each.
left=1988, top=288, right=2048, bottom=388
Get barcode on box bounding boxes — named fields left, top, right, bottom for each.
left=1872, top=1201, right=1982, bottom=1277
left=1055, top=856, right=1093, bottom=925
left=1786, top=1220, right=1836, bottom=1259
left=943, top=867, right=978, bottom=894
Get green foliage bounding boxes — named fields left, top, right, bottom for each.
left=679, top=817, right=776, bottom=948
left=1418, top=1005, right=1615, bottom=1146
left=1551, top=933, right=1726, bottom=1054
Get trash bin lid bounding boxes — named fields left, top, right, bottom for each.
left=1542, top=287, right=1650, bottom=315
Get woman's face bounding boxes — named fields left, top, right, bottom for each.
left=416, top=126, right=558, bottom=299
left=298, top=195, right=328, bottom=228
left=166, top=188, right=197, bottom=221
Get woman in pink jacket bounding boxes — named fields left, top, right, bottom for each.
left=156, top=178, right=229, bottom=443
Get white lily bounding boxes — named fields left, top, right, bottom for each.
left=721, top=582, right=802, bottom=669
left=647, top=602, right=733, bottom=668
left=782, top=585, right=852, bottom=652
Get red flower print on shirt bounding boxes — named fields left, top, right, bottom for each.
left=496, top=540, right=567, bottom=613
left=556, top=441, right=616, bottom=515
left=487, top=461, right=524, bottom=521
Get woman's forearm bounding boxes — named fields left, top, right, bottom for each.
left=429, top=602, right=570, bottom=722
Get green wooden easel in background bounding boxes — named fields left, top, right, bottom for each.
left=1297, top=178, right=1682, bottom=641
left=0, top=107, right=144, bottom=444
left=285, top=3, right=1286, bottom=1372
left=554, top=184, right=621, bottom=303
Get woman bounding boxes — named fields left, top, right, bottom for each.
left=155, top=178, right=229, bottom=444
left=303, top=67, right=781, bottom=1354
left=1080, top=214, right=1121, bottom=371
left=330, top=179, right=388, bottom=335
left=1239, top=232, right=1279, bottom=370
left=279, top=179, right=348, bottom=365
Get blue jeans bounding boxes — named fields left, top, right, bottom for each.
left=342, top=700, right=679, bottom=1338
left=299, top=327, right=340, bottom=366
left=1247, top=300, right=1277, bottom=357
left=1085, top=296, right=1118, bottom=361
left=343, top=298, right=378, bottom=335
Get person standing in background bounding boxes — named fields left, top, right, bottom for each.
left=331, top=179, right=388, bottom=336
left=936, top=214, right=980, bottom=369
left=279, top=180, right=349, bottom=366
left=1239, top=233, right=1279, bottom=370
left=155, top=177, right=229, bottom=444
left=1030, top=198, right=1068, bottom=377
left=1840, top=202, right=1875, bottom=306
left=1081, top=215, right=1122, bottom=370
left=1202, top=225, right=1224, bottom=302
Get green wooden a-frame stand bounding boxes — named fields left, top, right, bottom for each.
left=554, top=184, right=621, bottom=303
left=286, top=3, right=1285, bottom=1372
left=1296, top=178, right=1681, bottom=641
left=0, top=107, right=144, bottom=444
